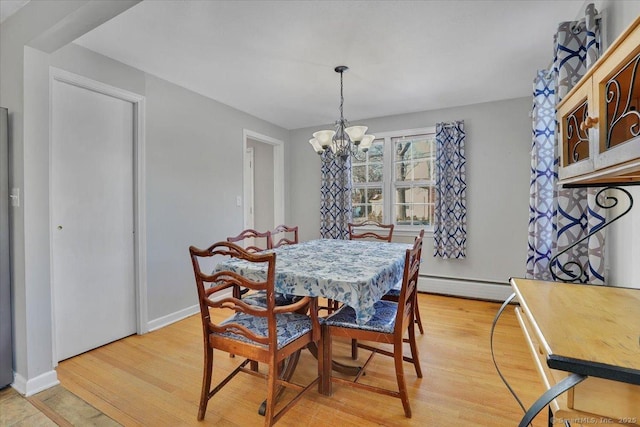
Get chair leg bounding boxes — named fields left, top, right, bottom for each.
left=414, top=294, right=424, bottom=335
left=394, top=341, right=412, bottom=418
left=408, top=320, right=422, bottom=378
left=351, top=339, right=358, bottom=360
left=198, top=346, right=213, bottom=420
left=264, top=360, right=278, bottom=427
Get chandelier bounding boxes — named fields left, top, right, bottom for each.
left=309, top=66, right=375, bottom=162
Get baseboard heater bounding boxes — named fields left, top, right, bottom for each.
left=418, top=275, right=513, bottom=302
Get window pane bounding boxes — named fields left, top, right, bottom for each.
left=352, top=187, right=366, bottom=205
left=409, top=186, right=430, bottom=204
left=368, top=139, right=384, bottom=163
left=368, top=163, right=383, bottom=182
left=352, top=205, right=366, bottom=222
left=409, top=138, right=432, bottom=160
left=368, top=187, right=382, bottom=203
left=368, top=187, right=383, bottom=221
left=395, top=188, right=412, bottom=204
left=395, top=203, right=433, bottom=226
left=394, top=135, right=434, bottom=160
left=395, top=204, right=411, bottom=225
left=352, top=165, right=366, bottom=183
left=396, top=160, right=430, bottom=181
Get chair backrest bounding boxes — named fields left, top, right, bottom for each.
left=348, top=220, right=394, bottom=242
left=189, top=241, right=310, bottom=348
left=271, top=224, right=299, bottom=249
left=394, top=230, right=424, bottom=331
left=226, top=229, right=271, bottom=253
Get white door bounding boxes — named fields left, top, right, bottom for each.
left=52, top=78, right=136, bottom=361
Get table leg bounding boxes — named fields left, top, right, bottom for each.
left=306, top=343, right=361, bottom=376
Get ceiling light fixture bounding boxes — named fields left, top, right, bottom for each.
left=309, top=66, right=374, bottom=162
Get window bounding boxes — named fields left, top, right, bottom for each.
left=352, top=127, right=436, bottom=232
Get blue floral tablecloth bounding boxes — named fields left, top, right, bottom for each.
left=215, top=239, right=411, bottom=324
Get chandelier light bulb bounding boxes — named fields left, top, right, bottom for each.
left=313, top=130, right=336, bottom=149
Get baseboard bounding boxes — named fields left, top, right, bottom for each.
left=146, top=289, right=234, bottom=332
left=12, top=370, right=59, bottom=397
left=418, top=275, right=513, bottom=302
left=146, top=304, right=199, bottom=332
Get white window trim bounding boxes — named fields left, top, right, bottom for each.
left=355, top=126, right=435, bottom=235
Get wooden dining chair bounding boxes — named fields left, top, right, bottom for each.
left=270, top=225, right=299, bottom=249
left=226, top=229, right=271, bottom=298
left=226, top=228, right=272, bottom=253
left=348, top=220, right=394, bottom=242
left=348, top=220, right=424, bottom=359
left=189, top=241, right=320, bottom=426
left=320, top=230, right=424, bottom=418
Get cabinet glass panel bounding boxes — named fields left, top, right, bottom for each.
left=563, top=98, right=590, bottom=165
left=604, top=51, right=640, bottom=150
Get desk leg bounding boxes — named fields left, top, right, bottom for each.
left=519, top=373, right=586, bottom=427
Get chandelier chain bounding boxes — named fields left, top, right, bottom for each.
left=339, top=70, right=344, bottom=124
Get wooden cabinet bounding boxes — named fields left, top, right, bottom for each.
left=511, top=278, right=640, bottom=426
left=558, top=16, right=640, bottom=185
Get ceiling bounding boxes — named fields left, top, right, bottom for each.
left=0, top=0, right=30, bottom=23
left=8, top=0, right=587, bottom=130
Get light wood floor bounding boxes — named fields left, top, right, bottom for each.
left=56, top=294, right=548, bottom=426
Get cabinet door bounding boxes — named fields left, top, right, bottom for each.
left=557, top=78, right=595, bottom=181
left=593, top=22, right=640, bottom=172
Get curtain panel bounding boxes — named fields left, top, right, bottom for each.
left=320, top=156, right=352, bottom=239
left=434, top=120, right=467, bottom=259
left=526, top=71, right=557, bottom=280
left=527, top=3, right=606, bottom=284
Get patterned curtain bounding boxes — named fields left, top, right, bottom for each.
left=320, top=156, right=352, bottom=239
left=434, top=120, right=466, bottom=259
left=526, top=71, right=557, bottom=280
left=527, top=3, right=605, bottom=284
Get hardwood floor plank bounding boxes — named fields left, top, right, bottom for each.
left=57, top=294, right=547, bottom=426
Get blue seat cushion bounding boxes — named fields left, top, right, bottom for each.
left=384, top=280, right=402, bottom=298
left=214, top=311, right=312, bottom=349
left=323, top=300, right=398, bottom=334
left=242, top=290, right=301, bottom=307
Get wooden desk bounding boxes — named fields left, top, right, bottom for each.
left=509, top=278, right=640, bottom=426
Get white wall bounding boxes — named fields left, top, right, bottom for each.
left=143, top=75, right=289, bottom=321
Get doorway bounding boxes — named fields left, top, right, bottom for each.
left=242, top=130, right=284, bottom=231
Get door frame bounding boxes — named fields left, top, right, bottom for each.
left=244, top=147, right=255, bottom=230
left=48, top=68, right=148, bottom=364
left=242, top=130, right=284, bottom=228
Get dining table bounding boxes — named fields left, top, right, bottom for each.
left=214, top=238, right=412, bottom=397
